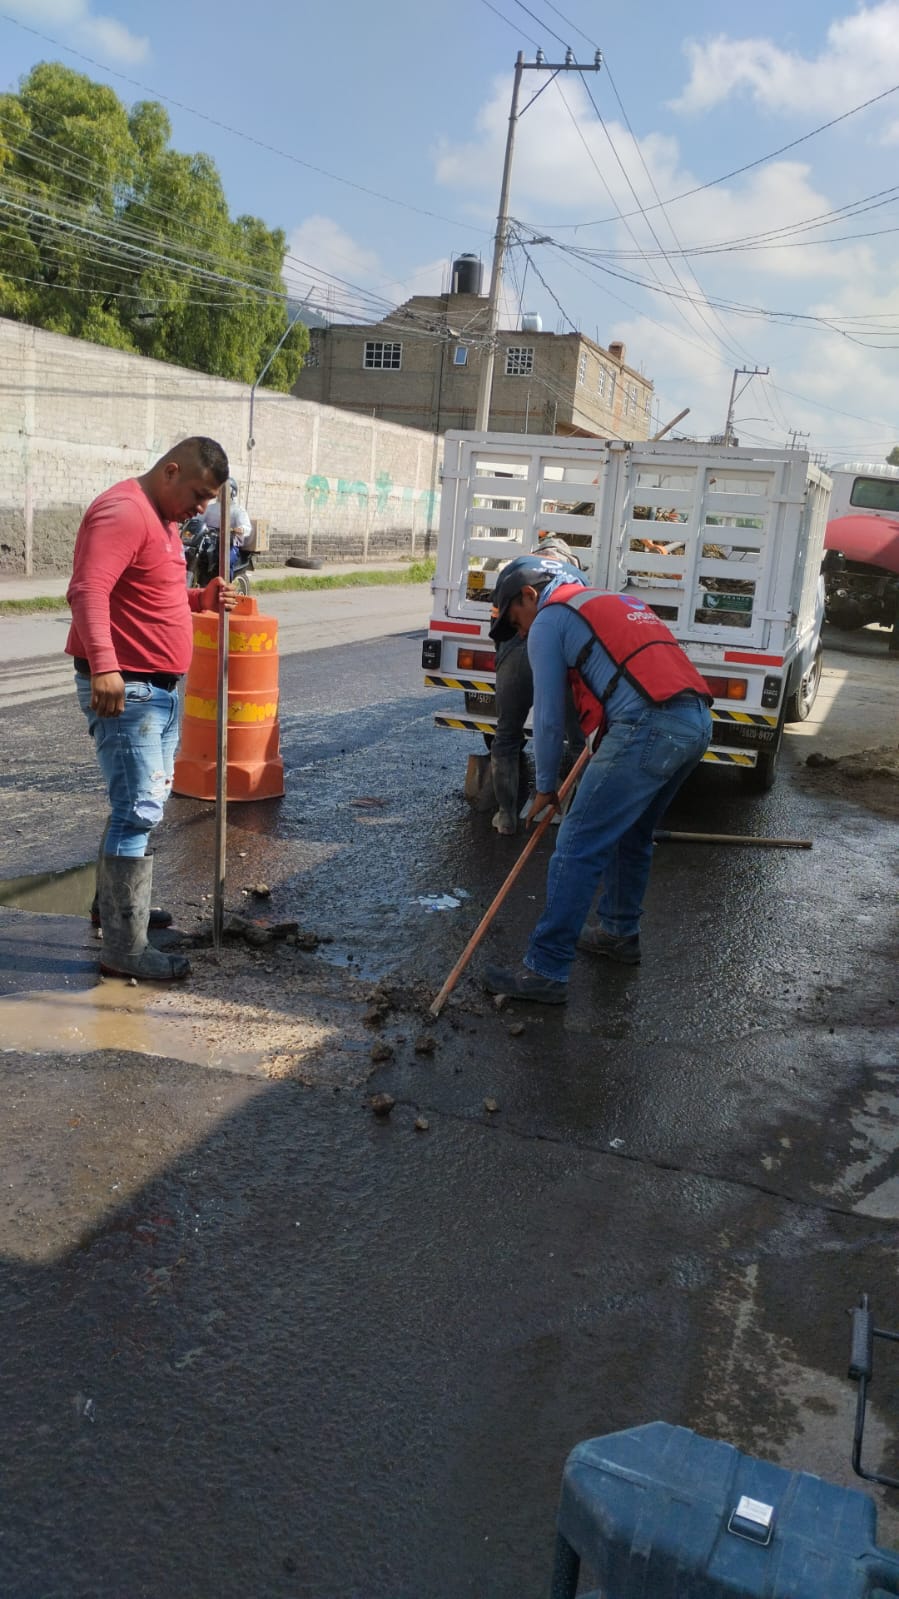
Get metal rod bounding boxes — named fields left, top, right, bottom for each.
left=651, top=407, right=689, bottom=441
left=430, top=744, right=592, bottom=1016
left=653, top=830, right=812, bottom=849
left=212, top=481, right=230, bottom=950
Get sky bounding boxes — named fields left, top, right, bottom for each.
left=2, top=0, right=899, bottom=459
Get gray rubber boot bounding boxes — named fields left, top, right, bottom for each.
left=90, top=822, right=172, bottom=929
left=98, top=856, right=191, bottom=981
left=490, top=753, right=521, bottom=835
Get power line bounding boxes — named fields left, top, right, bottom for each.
left=506, top=0, right=568, bottom=47
left=524, top=79, right=899, bottom=229
left=0, top=10, right=488, bottom=234
left=549, top=79, right=732, bottom=368
left=592, top=58, right=772, bottom=382
left=478, top=0, right=541, bottom=48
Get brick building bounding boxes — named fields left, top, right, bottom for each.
left=293, top=271, right=654, bottom=439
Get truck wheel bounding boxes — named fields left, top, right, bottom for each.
left=785, top=644, right=822, bottom=722
left=742, top=747, right=779, bottom=792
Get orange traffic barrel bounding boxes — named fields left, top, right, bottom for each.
left=172, top=596, right=285, bottom=801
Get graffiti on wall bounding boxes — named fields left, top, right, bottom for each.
left=304, top=472, right=439, bottom=522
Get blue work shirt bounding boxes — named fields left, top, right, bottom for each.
left=527, top=582, right=646, bottom=792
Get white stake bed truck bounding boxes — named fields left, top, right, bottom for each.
left=422, top=434, right=832, bottom=790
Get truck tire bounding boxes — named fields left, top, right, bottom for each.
left=785, top=644, right=823, bottom=723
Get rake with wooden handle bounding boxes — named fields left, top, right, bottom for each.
left=430, top=754, right=814, bottom=1014
left=429, top=744, right=592, bottom=1017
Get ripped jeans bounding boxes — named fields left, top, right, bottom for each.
left=75, top=674, right=181, bottom=857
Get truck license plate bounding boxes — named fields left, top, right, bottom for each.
left=466, top=691, right=496, bottom=711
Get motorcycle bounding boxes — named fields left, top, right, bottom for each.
left=182, top=517, right=254, bottom=597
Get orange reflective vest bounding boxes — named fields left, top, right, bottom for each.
left=543, top=584, right=712, bottom=740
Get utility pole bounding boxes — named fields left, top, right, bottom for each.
left=723, top=366, right=769, bottom=446
left=786, top=428, right=809, bottom=452
left=475, top=46, right=604, bottom=433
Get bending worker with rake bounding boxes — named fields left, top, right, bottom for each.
left=483, top=554, right=713, bottom=1005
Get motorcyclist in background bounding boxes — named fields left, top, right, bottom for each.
left=200, top=477, right=253, bottom=579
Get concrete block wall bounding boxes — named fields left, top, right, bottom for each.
left=0, top=319, right=443, bottom=574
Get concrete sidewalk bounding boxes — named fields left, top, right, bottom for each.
left=0, top=560, right=416, bottom=605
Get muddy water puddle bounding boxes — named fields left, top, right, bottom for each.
left=0, top=862, right=95, bottom=916
left=0, top=981, right=268, bottom=1074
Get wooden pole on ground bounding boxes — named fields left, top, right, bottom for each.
left=212, top=481, right=230, bottom=950
left=429, top=744, right=592, bottom=1017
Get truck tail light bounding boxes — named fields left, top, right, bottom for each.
left=457, top=648, right=497, bottom=671
left=704, top=675, right=747, bottom=701
left=422, top=638, right=442, bottom=669
left=761, top=675, right=782, bottom=708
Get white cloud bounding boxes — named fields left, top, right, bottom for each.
left=6, top=0, right=148, bottom=63
left=671, top=2, right=899, bottom=117
left=432, top=69, right=899, bottom=453
left=285, top=216, right=451, bottom=321
left=434, top=81, right=872, bottom=284
left=288, top=215, right=381, bottom=290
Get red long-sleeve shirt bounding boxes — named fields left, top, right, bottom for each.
left=66, top=478, right=206, bottom=676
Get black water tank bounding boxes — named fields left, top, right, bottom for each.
left=452, top=254, right=483, bottom=295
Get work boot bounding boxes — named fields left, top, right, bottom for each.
left=89, top=824, right=173, bottom=930
left=90, top=895, right=173, bottom=931
left=490, top=753, right=521, bottom=836
left=576, top=924, right=641, bottom=964
left=97, top=856, right=191, bottom=982
left=484, top=963, right=567, bottom=1005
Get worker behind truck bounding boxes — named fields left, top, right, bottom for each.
left=483, top=554, right=713, bottom=1005
left=490, top=533, right=587, bottom=836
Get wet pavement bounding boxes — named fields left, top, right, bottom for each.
left=0, top=595, right=897, bottom=1597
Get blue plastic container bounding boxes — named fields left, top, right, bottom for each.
left=549, top=1422, right=899, bottom=1598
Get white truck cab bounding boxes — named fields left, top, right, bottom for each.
left=422, top=433, right=832, bottom=790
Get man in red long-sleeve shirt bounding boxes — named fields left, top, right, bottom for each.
left=66, top=436, right=237, bottom=982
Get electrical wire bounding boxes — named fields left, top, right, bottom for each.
left=479, top=0, right=541, bottom=49
left=0, top=11, right=489, bottom=235
left=526, top=81, right=899, bottom=230
left=548, top=79, right=734, bottom=368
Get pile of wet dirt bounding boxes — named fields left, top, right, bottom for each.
left=801, top=745, right=899, bottom=821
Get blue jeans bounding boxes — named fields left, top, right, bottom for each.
left=75, top=674, right=182, bottom=857
left=525, top=695, right=712, bottom=982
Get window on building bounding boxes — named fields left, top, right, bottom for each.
left=577, top=351, right=587, bottom=386
left=608, top=373, right=616, bottom=409
left=629, top=383, right=638, bottom=416
left=452, top=346, right=469, bottom=367
left=505, top=345, right=534, bottom=376
left=597, top=366, right=607, bottom=398
left=363, top=341, right=403, bottom=370
left=644, top=391, right=651, bottom=417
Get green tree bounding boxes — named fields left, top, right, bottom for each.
left=0, top=63, right=308, bottom=385
left=887, top=447, right=899, bottom=467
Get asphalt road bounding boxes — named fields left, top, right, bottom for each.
left=0, top=589, right=897, bottom=1598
